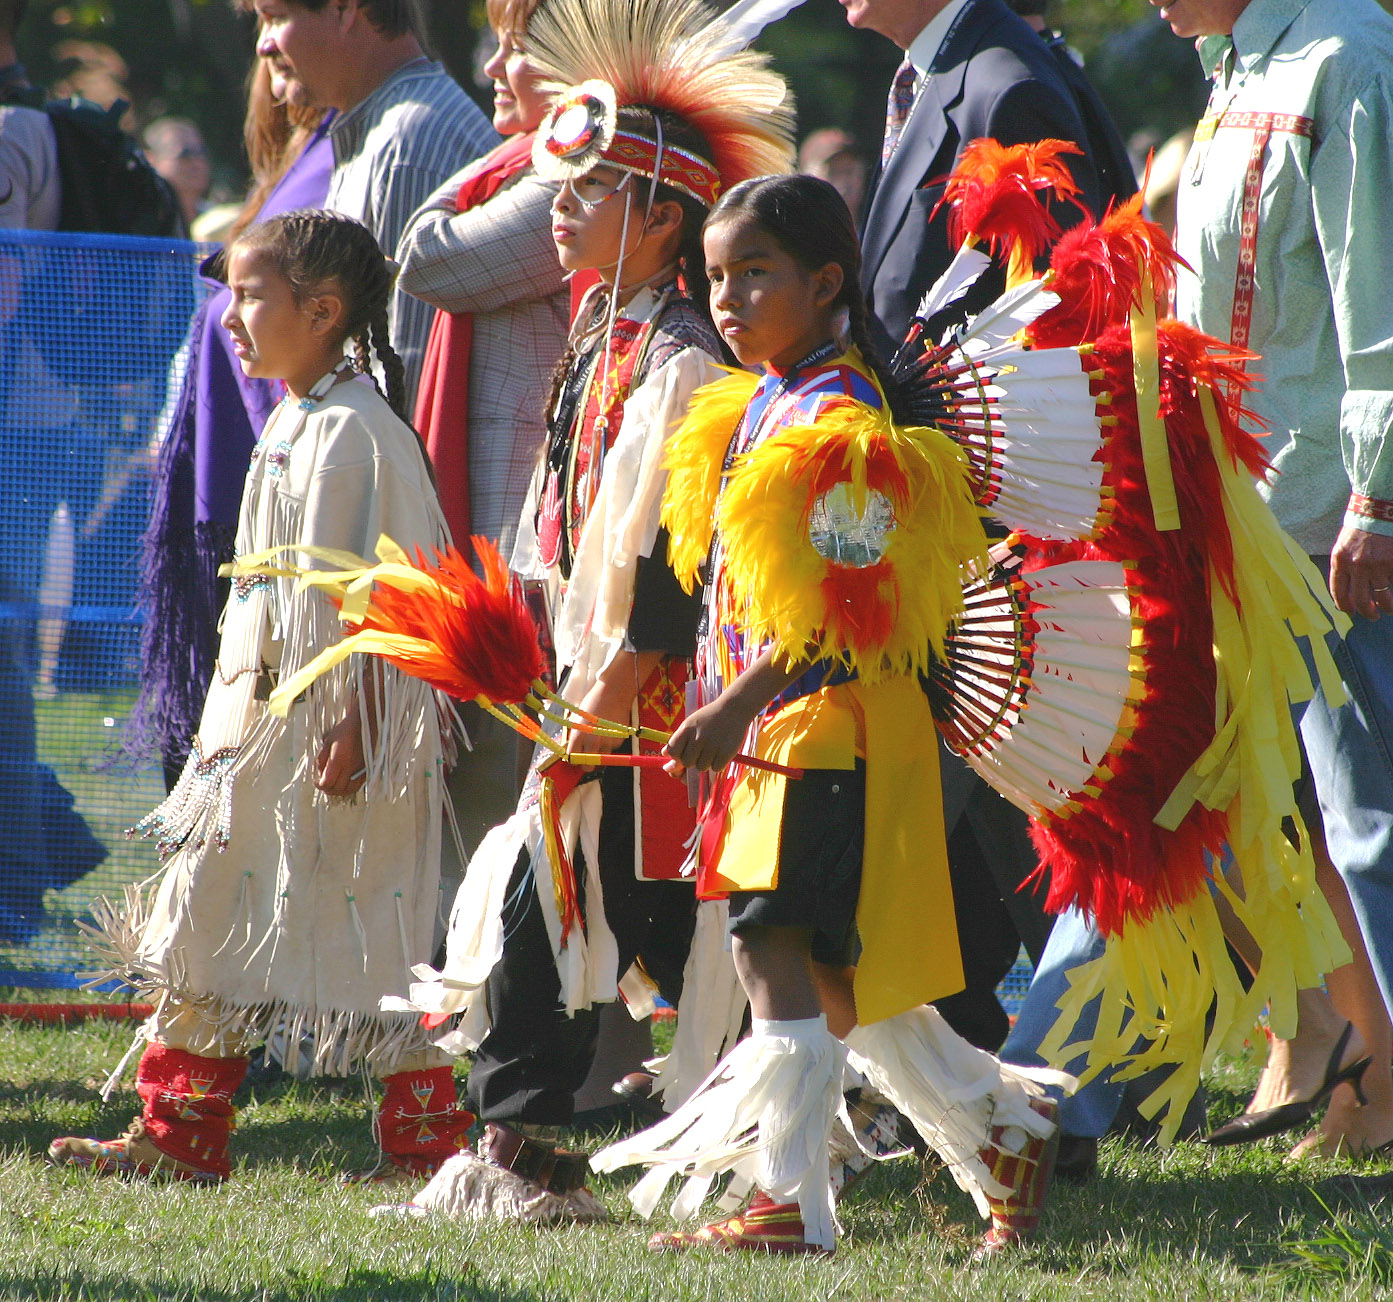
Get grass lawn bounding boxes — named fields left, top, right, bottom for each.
left=3, top=1008, right=1393, bottom=1300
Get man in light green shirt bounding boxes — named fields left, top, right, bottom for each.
left=1164, top=0, right=1393, bottom=1162
left=1170, top=0, right=1393, bottom=599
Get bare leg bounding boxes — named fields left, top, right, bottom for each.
left=1290, top=829, right=1393, bottom=1158
left=1218, top=836, right=1379, bottom=1122
left=812, top=962, right=858, bottom=1040
left=732, top=925, right=821, bottom=1022
left=1248, top=988, right=1351, bottom=1113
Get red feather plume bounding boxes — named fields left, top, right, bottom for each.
left=345, top=536, right=549, bottom=705
left=1028, top=193, right=1188, bottom=349
left=936, top=138, right=1085, bottom=269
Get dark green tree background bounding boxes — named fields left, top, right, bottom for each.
left=12, top=1, right=1390, bottom=201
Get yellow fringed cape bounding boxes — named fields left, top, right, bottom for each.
left=663, top=367, right=759, bottom=591
left=660, top=352, right=989, bottom=1024
left=665, top=362, right=988, bottom=680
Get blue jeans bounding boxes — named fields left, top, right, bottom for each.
left=998, top=906, right=1123, bottom=1138
left=1300, top=610, right=1393, bottom=1020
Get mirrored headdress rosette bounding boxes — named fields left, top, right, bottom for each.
left=533, top=79, right=724, bottom=208
left=525, top=0, right=796, bottom=206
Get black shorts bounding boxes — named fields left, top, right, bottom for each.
left=727, top=761, right=865, bottom=967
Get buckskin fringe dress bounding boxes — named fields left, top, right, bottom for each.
left=94, top=378, right=453, bottom=1077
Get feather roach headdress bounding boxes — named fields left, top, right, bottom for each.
left=527, top=0, right=797, bottom=205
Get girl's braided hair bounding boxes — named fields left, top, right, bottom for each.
left=704, top=174, right=911, bottom=422
left=232, top=208, right=409, bottom=421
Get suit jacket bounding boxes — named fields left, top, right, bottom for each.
left=862, top=0, right=1103, bottom=346
left=1040, top=29, right=1137, bottom=214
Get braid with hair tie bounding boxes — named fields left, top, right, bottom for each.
left=369, top=306, right=408, bottom=421
left=352, top=328, right=373, bottom=383
left=542, top=343, right=581, bottom=445
left=845, top=296, right=911, bottom=425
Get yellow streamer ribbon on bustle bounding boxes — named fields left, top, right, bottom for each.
left=1130, top=268, right=1181, bottom=532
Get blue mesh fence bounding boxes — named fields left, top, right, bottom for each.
left=0, top=228, right=210, bottom=988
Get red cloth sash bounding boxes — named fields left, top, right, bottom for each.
left=414, top=133, right=537, bottom=548
left=635, top=658, right=695, bottom=880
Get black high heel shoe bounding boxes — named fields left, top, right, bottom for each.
left=1204, top=1020, right=1371, bottom=1147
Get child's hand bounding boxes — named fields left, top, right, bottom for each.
left=316, top=709, right=367, bottom=797
left=565, top=650, right=663, bottom=759
left=663, top=693, right=758, bottom=774
left=566, top=674, right=636, bottom=758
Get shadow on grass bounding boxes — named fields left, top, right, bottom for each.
left=0, top=1078, right=121, bottom=1107
left=0, top=1267, right=545, bottom=1301
left=834, top=1145, right=1363, bottom=1278
left=0, top=1078, right=143, bottom=1165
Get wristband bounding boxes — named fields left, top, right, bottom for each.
left=1348, top=494, right=1393, bottom=525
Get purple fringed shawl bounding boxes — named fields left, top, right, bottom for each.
left=130, top=120, right=335, bottom=769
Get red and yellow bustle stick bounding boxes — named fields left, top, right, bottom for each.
left=937, top=137, right=1084, bottom=290
left=257, top=535, right=802, bottom=779
left=890, top=138, right=1086, bottom=374
left=502, top=687, right=802, bottom=777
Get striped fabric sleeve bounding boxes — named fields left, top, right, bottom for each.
left=326, top=64, right=498, bottom=412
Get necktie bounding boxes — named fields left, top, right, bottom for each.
left=882, top=57, right=917, bottom=166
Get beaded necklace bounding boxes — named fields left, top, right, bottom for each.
left=726, top=339, right=841, bottom=467
left=251, top=359, right=355, bottom=480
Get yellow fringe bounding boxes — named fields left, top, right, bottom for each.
left=1157, top=386, right=1349, bottom=827
left=1040, top=383, right=1353, bottom=1141
left=1040, top=820, right=1347, bottom=1141
left=661, top=368, right=761, bottom=591
left=716, top=400, right=988, bottom=680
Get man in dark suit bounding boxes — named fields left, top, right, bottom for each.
left=847, top=0, right=1108, bottom=1052
left=1007, top=0, right=1137, bottom=211
left=853, top=0, right=1104, bottom=347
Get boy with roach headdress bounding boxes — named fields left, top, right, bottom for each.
left=376, top=0, right=799, bottom=1222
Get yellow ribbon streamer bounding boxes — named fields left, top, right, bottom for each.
left=1129, top=268, right=1181, bottom=532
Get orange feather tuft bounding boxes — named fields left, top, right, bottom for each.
left=1029, top=192, right=1189, bottom=347
left=347, top=537, right=549, bottom=706
left=937, top=138, right=1085, bottom=271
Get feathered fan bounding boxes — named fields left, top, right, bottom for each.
left=242, top=535, right=796, bottom=778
